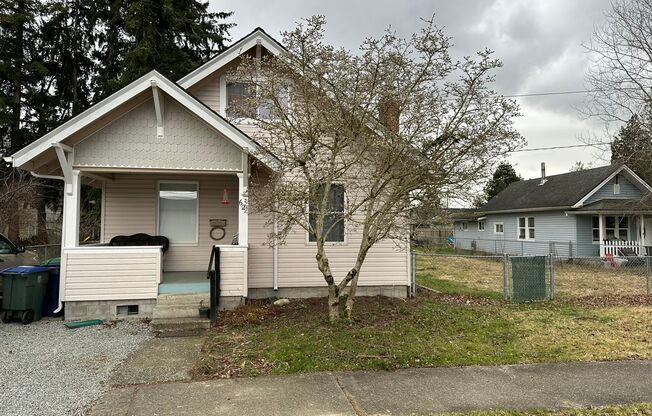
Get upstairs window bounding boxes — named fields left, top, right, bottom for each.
left=226, top=82, right=255, bottom=118
left=308, top=184, right=345, bottom=243
left=478, top=221, right=485, bottom=231
left=517, top=217, right=535, bottom=240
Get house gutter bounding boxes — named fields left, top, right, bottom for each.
left=480, top=206, right=573, bottom=215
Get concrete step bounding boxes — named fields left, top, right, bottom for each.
left=151, top=317, right=211, bottom=338
left=152, top=305, right=204, bottom=319
left=156, top=293, right=210, bottom=307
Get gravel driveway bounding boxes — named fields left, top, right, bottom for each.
left=0, top=319, right=152, bottom=416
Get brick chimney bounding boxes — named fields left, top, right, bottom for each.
left=379, top=96, right=400, bottom=133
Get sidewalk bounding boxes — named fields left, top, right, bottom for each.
left=90, top=360, right=652, bottom=415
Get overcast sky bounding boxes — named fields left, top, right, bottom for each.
left=211, top=0, right=614, bottom=180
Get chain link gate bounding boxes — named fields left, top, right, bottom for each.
left=503, top=255, right=554, bottom=302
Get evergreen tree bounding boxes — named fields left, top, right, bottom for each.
left=476, top=162, right=521, bottom=206
left=96, top=0, right=233, bottom=96
left=611, top=114, right=652, bottom=184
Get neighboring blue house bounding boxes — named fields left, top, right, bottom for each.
left=453, top=164, right=652, bottom=257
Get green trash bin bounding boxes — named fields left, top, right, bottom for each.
left=1, top=266, right=50, bottom=324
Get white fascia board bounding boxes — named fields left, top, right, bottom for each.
left=571, top=165, right=652, bottom=208
left=12, top=70, right=159, bottom=168
left=13, top=70, right=279, bottom=171
left=178, top=29, right=285, bottom=89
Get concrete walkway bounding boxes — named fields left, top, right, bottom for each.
left=90, top=360, right=652, bottom=416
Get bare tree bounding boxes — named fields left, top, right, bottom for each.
left=585, top=0, right=652, bottom=123
left=232, top=16, right=523, bottom=321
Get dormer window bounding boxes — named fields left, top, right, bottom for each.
left=614, top=175, right=620, bottom=194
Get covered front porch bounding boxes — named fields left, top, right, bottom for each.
left=577, top=211, right=652, bottom=257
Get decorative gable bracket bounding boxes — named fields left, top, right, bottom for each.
left=151, top=81, right=164, bottom=139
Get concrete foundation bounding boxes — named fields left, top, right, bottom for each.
left=248, top=285, right=409, bottom=300
left=65, top=299, right=156, bottom=321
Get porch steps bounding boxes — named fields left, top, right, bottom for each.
left=151, top=293, right=211, bottom=337
left=151, top=317, right=211, bottom=338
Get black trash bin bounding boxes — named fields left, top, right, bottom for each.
left=41, top=258, right=62, bottom=317
left=1, top=266, right=50, bottom=324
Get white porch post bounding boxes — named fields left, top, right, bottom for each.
left=599, top=214, right=605, bottom=257
left=640, top=214, right=645, bottom=255
left=61, top=170, right=81, bottom=248
left=237, top=148, right=249, bottom=247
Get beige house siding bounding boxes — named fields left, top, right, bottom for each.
left=102, top=173, right=240, bottom=272
left=61, top=247, right=161, bottom=301
left=219, top=247, right=248, bottom=296
left=74, top=96, right=242, bottom=171
left=187, top=71, right=221, bottom=113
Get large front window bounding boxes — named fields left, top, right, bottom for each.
left=158, top=182, right=198, bottom=245
left=593, top=215, right=629, bottom=242
left=517, top=217, right=535, bottom=240
left=308, top=184, right=345, bottom=243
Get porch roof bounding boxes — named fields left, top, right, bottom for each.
left=6, top=70, right=280, bottom=174
left=569, top=197, right=652, bottom=214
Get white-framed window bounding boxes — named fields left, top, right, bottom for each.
left=593, top=215, right=629, bottom=242
left=308, top=183, right=345, bottom=243
left=158, top=181, right=199, bottom=245
left=462, top=222, right=468, bottom=231
left=494, top=222, right=504, bottom=234
left=224, top=78, right=289, bottom=120
left=517, top=217, right=535, bottom=240
left=478, top=221, right=485, bottom=231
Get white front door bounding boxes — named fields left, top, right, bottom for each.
left=645, top=218, right=652, bottom=246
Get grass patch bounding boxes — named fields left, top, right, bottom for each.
left=439, top=403, right=652, bottom=415
left=416, top=252, right=650, bottom=299
left=193, top=293, right=652, bottom=379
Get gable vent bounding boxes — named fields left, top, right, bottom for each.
left=614, top=174, right=620, bottom=194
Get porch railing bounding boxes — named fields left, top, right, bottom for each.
left=601, top=240, right=645, bottom=257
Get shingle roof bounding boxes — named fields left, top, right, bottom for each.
left=480, top=164, right=621, bottom=213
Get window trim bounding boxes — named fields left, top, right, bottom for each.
left=517, top=216, right=535, bottom=241
left=220, top=75, right=290, bottom=123
left=493, top=222, right=504, bottom=235
left=478, top=221, right=485, bottom=232
left=592, top=215, right=630, bottom=243
left=157, top=180, right=200, bottom=247
left=305, top=183, right=347, bottom=246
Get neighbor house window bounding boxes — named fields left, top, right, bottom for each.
left=594, top=215, right=629, bottom=242
left=494, top=223, right=504, bottom=234
left=478, top=221, right=485, bottom=231
left=517, top=217, right=535, bottom=240
left=462, top=222, right=468, bottom=231
left=158, top=182, right=198, bottom=245
left=308, top=184, right=345, bottom=243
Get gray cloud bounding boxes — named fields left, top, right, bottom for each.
left=211, top=0, right=616, bottom=179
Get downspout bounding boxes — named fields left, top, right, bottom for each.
left=273, top=211, right=278, bottom=291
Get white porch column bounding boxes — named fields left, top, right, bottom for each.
left=61, top=170, right=81, bottom=248
left=599, top=214, right=605, bottom=257
left=640, top=214, right=645, bottom=254
left=237, top=148, right=249, bottom=246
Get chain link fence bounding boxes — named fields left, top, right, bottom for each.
left=414, top=251, right=652, bottom=302
left=24, top=244, right=61, bottom=262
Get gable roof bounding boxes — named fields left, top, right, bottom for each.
left=480, top=164, right=652, bottom=213
left=8, top=70, right=279, bottom=170
left=177, top=27, right=286, bottom=89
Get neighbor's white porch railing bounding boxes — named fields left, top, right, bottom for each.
left=600, top=240, right=645, bottom=257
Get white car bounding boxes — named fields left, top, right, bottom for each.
left=0, top=234, right=39, bottom=296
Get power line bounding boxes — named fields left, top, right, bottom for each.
left=509, top=142, right=612, bottom=153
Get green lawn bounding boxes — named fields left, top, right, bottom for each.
left=193, top=291, right=652, bottom=379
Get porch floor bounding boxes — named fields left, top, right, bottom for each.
left=159, top=272, right=208, bottom=294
